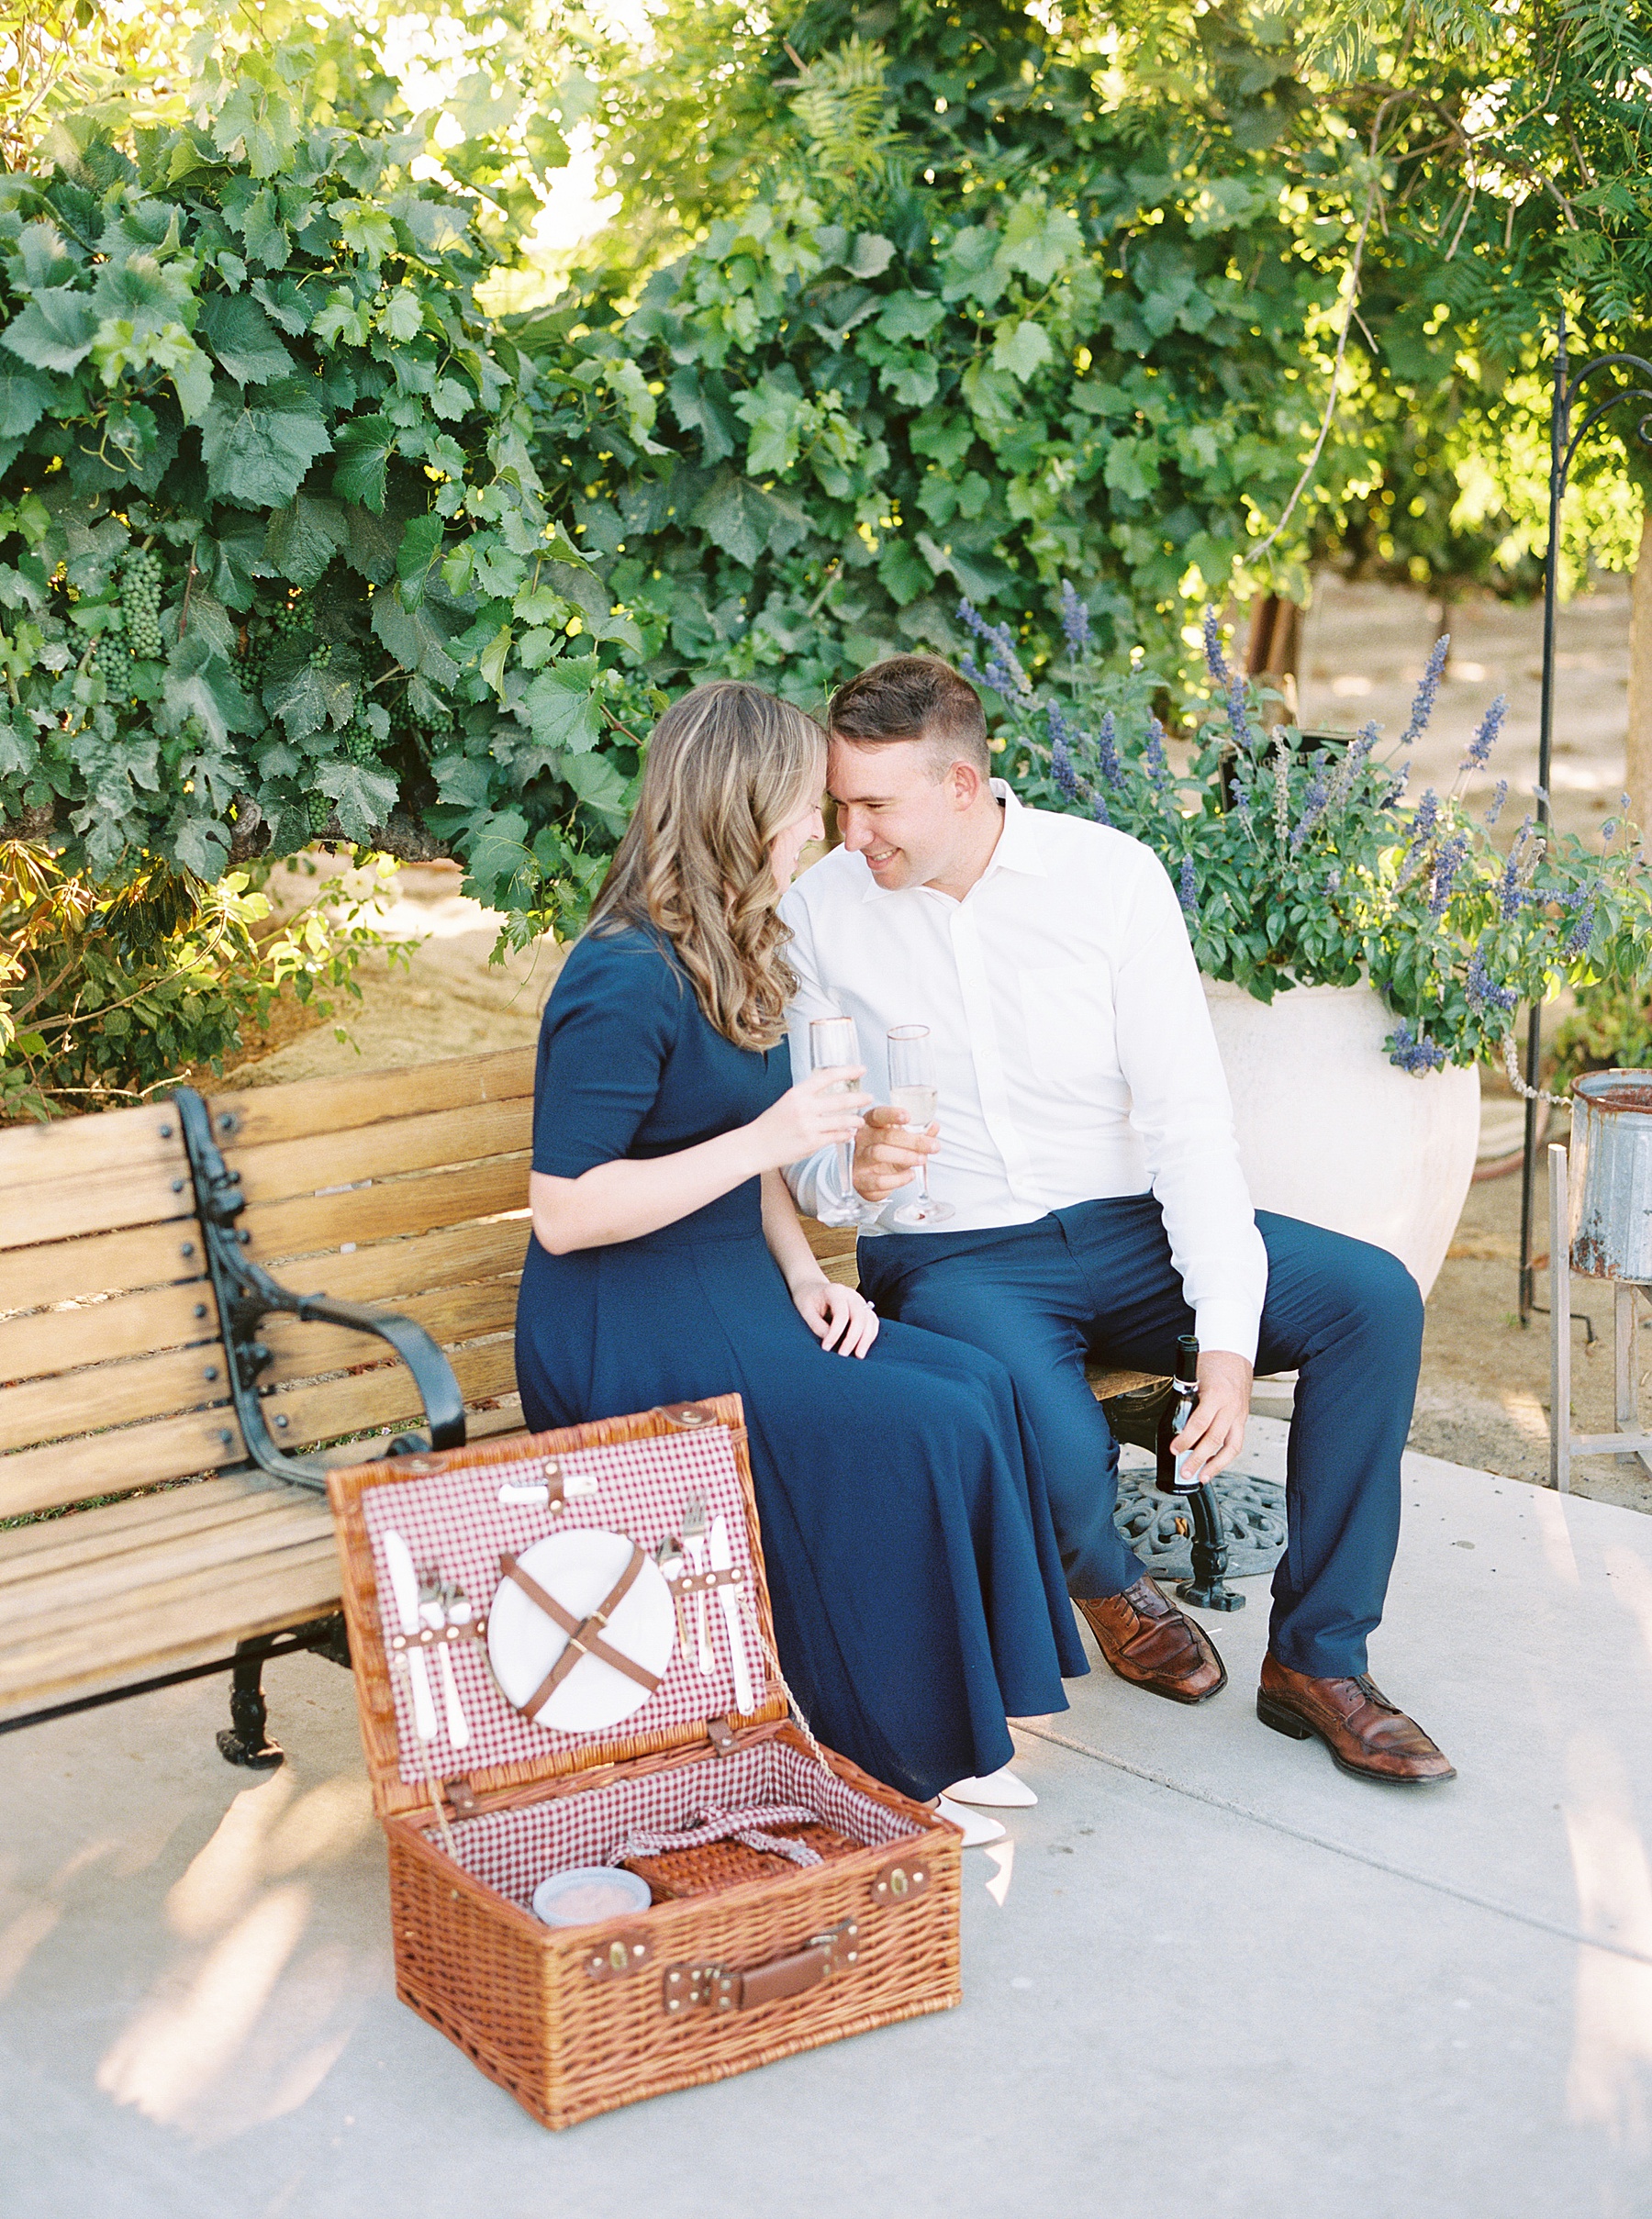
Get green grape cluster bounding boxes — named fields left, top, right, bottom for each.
left=307, top=791, right=334, bottom=834
left=240, top=595, right=307, bottom=688
left=92, top=610, right=131, bottom=690
left=119, top=549, right=164, bottom=661
left=308, top=642, right=333, bottom=670
left=342, top=715, right=380, bottom=766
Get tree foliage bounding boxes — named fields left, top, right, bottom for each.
left=0, top=59, right=647, bottom=941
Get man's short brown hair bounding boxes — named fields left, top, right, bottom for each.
left=826, top=654, right=990, bottom=777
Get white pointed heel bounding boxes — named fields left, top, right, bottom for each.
left=941, top=1767, right=1037, bottom=1809
left=935, top=1795, right=1008, bottom=1848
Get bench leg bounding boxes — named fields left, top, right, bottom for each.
left=1178, top=1483, right=1245, bottom=1612
left=217, top=1638, right=285, bottom=1769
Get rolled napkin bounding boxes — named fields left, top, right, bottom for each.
left=607, top=1803, right=827, bottom=1871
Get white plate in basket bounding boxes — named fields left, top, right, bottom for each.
left=486, top=1528, right=675, bottom=1733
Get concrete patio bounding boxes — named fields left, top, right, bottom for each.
left=3, top=1421, right=1649, bottom=2218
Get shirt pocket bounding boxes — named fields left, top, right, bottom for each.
left=1018, top=959, right=1117, bottom=1087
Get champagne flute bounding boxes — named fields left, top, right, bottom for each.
left=886, top=1024, right=954, bottom=1226
left=809, top=1014, right=870, bottom=1224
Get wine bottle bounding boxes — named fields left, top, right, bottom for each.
left=1155, top=1334, right=1201, bottom=1495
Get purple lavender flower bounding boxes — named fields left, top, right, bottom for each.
left=1059, top=580, right=1091, bottom=656
left=1388, top=1019, right=1446, bottom=1073
left=1384, top=764, right=1411, bottom=808
left=1090, top=788, right=1112, bottom=827
left=1202, top=607, right=1232, bottom=688
left=1096, top=709, right=1122, bottom=786
left=1499, top=822, right=1534, bottom=920
left=1145, top=717, right=1169, bottom=792
left=1178, top=857, right=1198, bottom=915
left=1460, top=693, right=1507, bottom=774
left=1401, top=633, right=1449, bottom=748
left=1467, top=937, right=1519, bottom=1013
left=1428, top=831, right=1468, bottom=918
left=1562, top=883, right=1598, bottom=957
left=1397, top=788, right=1439, bottom=886
left=1226, top=675, right=1252, bottom=753
left=1483, top=779, right=1508, bottom=827
left=1051, top=734, right=1078, bottom=800
left=1290, top=753, right=1330, bottom=852
left=957, top=600, right=1030, bottom=695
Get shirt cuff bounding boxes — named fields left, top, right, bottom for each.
left=784, top=1143, right=857, bottom=1226
left=1191, top=1299, right=1260, bottom=1367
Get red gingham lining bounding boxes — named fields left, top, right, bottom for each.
left=428, top=1740, right=921, bottom=1911
left=359, top=1425, right=771, bottom=1787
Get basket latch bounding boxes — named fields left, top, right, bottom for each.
left=870, top=1856, right=931, bottom=1909
left=706, top=1715, right=737, bottom=1756
left=662, top=1919, right=858, bottom=2016
left=583, top=1931, right=653, bottom=1981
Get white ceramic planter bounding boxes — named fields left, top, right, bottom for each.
left=1201, top=978, right=1480, bottom=1298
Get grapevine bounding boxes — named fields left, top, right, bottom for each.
left=118, top=548, right=164, bottom=661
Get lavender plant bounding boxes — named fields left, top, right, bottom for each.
left=985, top=593, right=1652, bottom=1073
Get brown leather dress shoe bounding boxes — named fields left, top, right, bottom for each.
left=1076, top=1576, right=1227, bottom=1703
left=1256, top=1651, right=1456, bottom=1785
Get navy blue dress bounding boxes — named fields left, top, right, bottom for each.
left=514, top=925, right=1085, bottom=1801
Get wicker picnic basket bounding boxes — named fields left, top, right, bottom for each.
left=328, top=1393, right=962, bottom=2129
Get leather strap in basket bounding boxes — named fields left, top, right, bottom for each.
left=500, top=1546, right=662, bottom=1723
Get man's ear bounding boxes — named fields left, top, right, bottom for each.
left=949, top=758, right=987, bottom=808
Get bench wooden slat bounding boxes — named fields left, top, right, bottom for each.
left=242, top=1154, right=528, bottom=1263
left=0, top=1534, right=342, bottom=1711
left=0, top=1153, right=197, bottom=1255
left=229, top=1094, right=531, bottom=1208
left=5, top=1496, right=333, bottom=1627
left=206, top=1044, right=534, bottom=1151
left=0, top=1331, right=519, bottom=1518
left=0, top=1477, right=273, bottom=1573
left=257, top=1279, right=519, bottom=1388
left=0, top=1221, right=206, bottom=1318
left=0, top=1098, right=184, bottom=1194
left=266, top=1335, right=519, bottom=1450
left=0, top=1340, right=234, bottom=1455
left=290, top=1217, right=528, bottom=1306
left=0, top=1405, right=246, bottom=1521
left=0, top=1279, right=223, bottom=1387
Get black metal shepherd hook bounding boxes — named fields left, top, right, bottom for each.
left=1517, top=314, right=1652, bottom=1325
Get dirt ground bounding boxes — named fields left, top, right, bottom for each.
left=220, top=577, right=1646, bottom=1515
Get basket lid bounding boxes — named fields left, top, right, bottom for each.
left=328, top=1395, right=788, bottom=1823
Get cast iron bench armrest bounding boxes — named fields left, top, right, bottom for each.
left=172, top=1087, right=467, bottom=1494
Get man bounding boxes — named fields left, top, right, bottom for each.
left=780, top=654, right=1453, bottom=1787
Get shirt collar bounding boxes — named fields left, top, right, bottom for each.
left=856, top=778, right=1045, bottom=905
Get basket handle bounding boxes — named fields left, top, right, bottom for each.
left=661, top=1919, right=858, bottom=2015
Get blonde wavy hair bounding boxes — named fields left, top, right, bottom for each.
left=590, top=681, right=825, bottom=1051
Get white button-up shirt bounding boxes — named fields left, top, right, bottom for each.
left=779, top=783, right=1267, bottom=1362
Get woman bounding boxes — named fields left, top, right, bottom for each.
left=515, top=680, right=1084, bottom=1803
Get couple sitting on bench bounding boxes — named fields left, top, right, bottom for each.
left=515, top=659, right=1454, bottom=1824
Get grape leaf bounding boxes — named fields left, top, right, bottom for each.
left=318, top=758, right=400, bottom=840
left=371, top=589, right=460, bottom=687
left=0, top=367, right=53, bottom=439
left=331, top=412, right=396, bottom=513
left=159, top=633, right=252, bottom=751
left=396, top=512, right=444, bottom=607
left=264, top=494, right=348, bottom=587
left=198, top=377, right=331, bottom=507
left=2, top=287, right=96, bottom=373
left=520, top=659, right=604, bottom=753
left=199, top=294, right=296, bottom=385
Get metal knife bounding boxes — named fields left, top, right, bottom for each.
left=709, top=1512, right=755, bottom=1716
left=383, top=1527, right=438, bottom=1741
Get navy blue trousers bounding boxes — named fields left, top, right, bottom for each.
left=856, top=1198, right=1425, bottom=1680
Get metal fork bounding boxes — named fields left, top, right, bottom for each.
left=419, top=1575, right=471, bottom=1749
left=680, top=1497, right=716, bottom=1677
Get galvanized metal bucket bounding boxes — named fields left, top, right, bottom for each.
left=1568, top=1070, right=1652, bottom=1281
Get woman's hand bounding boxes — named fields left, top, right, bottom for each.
left=792, top=1277, right=879, bottom=1358
left=747, top=1065, right=873, bottom=1174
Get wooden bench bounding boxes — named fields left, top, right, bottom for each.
left=0, top=1048, right=536, bottom=1765
left=0, top=1043, right=1198, bottom=1770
